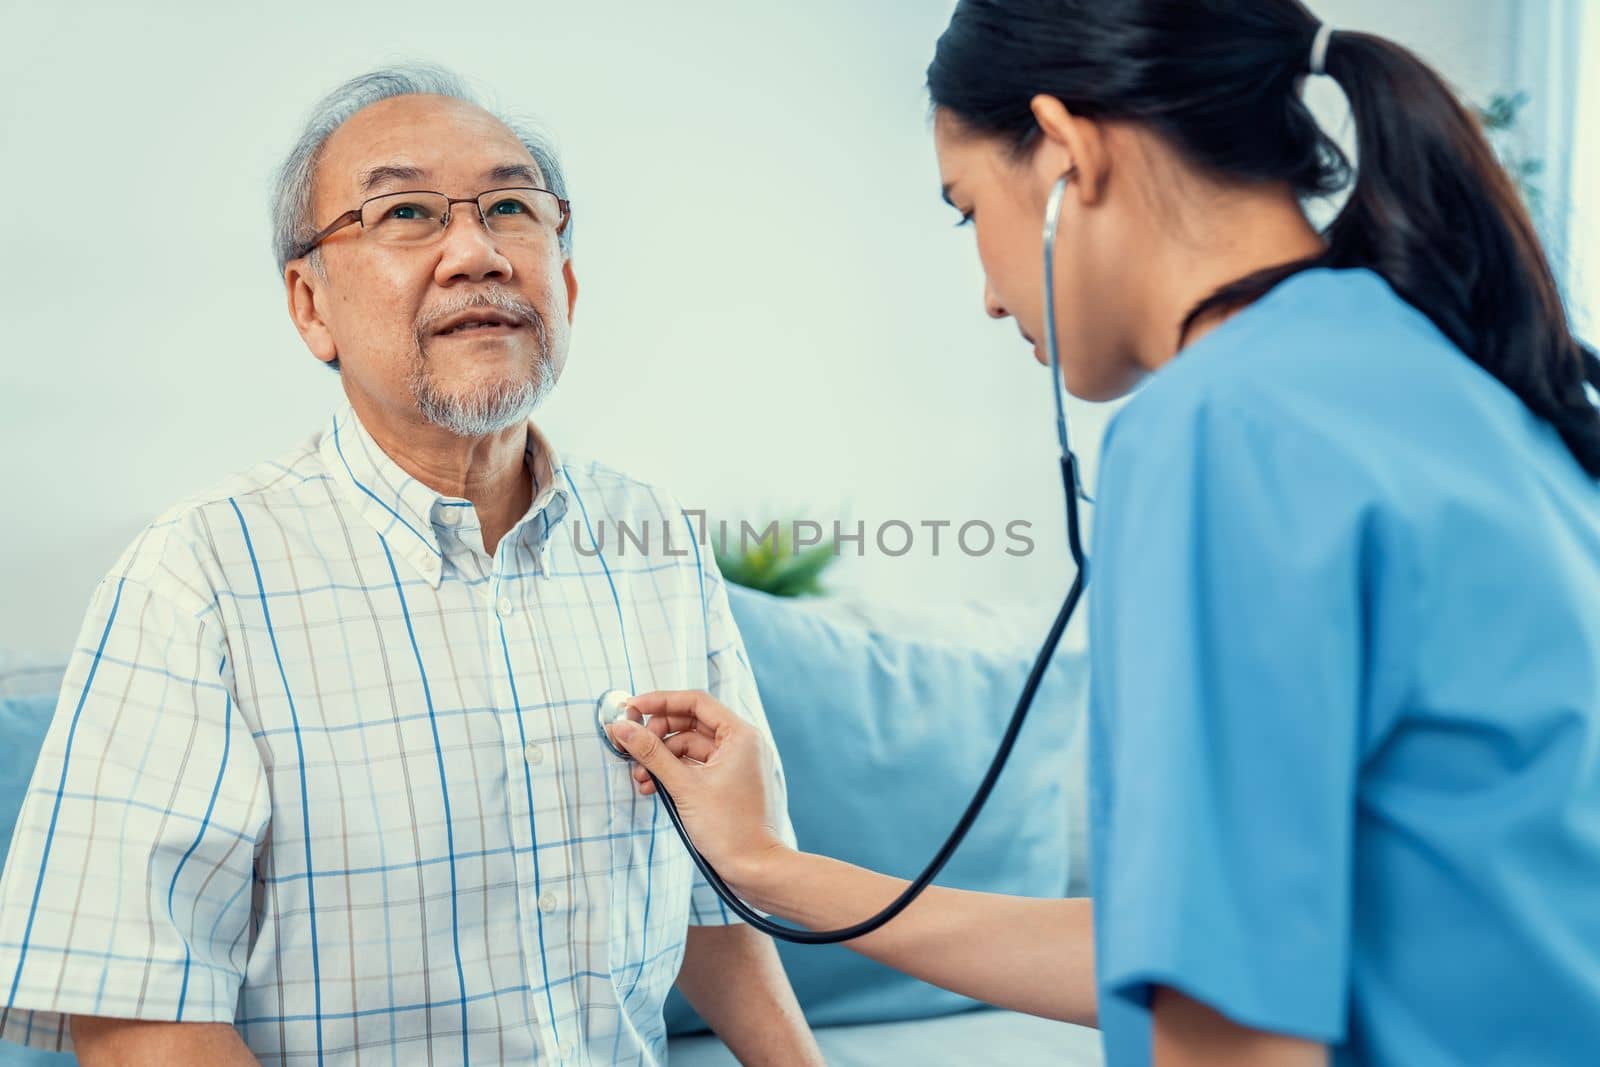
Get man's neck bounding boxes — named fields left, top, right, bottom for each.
left=346, top=390, right=534, bottom=558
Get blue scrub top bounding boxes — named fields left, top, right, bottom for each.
left=1087, top=268, right=1600, bottom=1065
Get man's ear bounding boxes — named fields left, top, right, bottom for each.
left=562, top=257, right=579, bottom=323
left=1029, top=95, right=1111, bottom=205
left=285, top=259, right=338, bottom=367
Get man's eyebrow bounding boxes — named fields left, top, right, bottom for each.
left=487, top=163, right=542, bottom=186
left=940, top=182, right=956, bottom=207
left=359, top=163, right=428, bottom=193
left=356, top=162, right=544, bottom=194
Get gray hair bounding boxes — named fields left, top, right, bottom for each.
left=269, top=63, right=572, bottom=276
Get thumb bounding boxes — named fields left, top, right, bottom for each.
left=608, top=720, right=686, bottom=792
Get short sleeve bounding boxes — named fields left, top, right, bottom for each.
left=0, top=573, right=269, bottom=1052
left=682, top=513, right=798, bottom=926
left=1088, top=390, right=1377, bottom=1047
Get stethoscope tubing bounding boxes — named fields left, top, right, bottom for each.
left=626, top=172, right=1089, bottom=944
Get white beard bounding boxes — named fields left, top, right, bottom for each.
left=408, top=287, right=559, bottom=437
left=409, top=361, right=555, bottom=437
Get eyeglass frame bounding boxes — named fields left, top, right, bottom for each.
left=290, top=186, right=573, bottom=262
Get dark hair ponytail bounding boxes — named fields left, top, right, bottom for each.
left=928, top=0, right=1600, bottom=477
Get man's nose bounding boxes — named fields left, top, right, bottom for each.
left=434, top=204, right=514, bottom=284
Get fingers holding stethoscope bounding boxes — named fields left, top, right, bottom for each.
left=604, top=690, right=789, bottom=876
left=624, top=731, right=718, bottom=795
left=604, top=689, right=740, bottom=795
left=627, top=689, right=738, bottom=738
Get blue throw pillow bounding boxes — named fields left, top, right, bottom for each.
left=664, top=586, right=1086, bottom=1033
left=0, top=655, right=78, bottom=1065
left=0, top=657, right=66, bottom=874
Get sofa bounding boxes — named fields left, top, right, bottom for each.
left=0, top=584, right=1100, bottom=1065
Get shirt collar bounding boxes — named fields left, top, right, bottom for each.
left=319, top=401, right=570, bottom=586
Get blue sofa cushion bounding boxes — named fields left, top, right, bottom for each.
left=0, top=656, right=67, bottom=875
left=0, top=655, right=77, bottom=1065
left=665, top=586, right=1086, bottom=1032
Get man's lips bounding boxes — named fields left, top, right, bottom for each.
left=434, top=320, right=523, bottom=338
left=430, top=307, right=526, bottom=336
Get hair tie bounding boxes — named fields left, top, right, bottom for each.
left=1308, top=23, right=1336, bottom=76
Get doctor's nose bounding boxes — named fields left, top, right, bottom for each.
left=984, top=282, right=1009, bottom=320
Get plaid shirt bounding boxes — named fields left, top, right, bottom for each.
left=0, top=402, right=792, bottom=1065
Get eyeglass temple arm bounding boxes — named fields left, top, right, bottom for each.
left=291, top=209, right=362, bottom=262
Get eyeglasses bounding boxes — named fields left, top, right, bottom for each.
left=292, top=186, right=572, bottom=261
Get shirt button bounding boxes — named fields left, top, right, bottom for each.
left=440, top=507, right=461, bottom=526
left=539, top=891, right=559, bottom=914
left=524, top=742, right=544, bottom=766
left=496, top=597, right=514, bottom=618
left=558, top=1040, right=577, bottom=1059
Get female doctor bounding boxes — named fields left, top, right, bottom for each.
left=608, top=2, right=1600, bottom=1063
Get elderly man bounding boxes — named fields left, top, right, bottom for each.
left=0, top=66, right=820, bottom=1066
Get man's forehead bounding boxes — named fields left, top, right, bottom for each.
left=352, top=161, right=546, bottom=195
left=319, top=94, right=540, bottom=199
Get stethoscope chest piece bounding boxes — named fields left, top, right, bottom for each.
left=595, top=690, right=641, bottom=759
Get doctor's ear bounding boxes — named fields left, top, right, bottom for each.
left=1028, top=95, right=1110, bottom=204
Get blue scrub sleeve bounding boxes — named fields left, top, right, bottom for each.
left=1090, top=389, right=1377, bottom=1044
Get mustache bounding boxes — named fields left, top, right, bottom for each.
left=414, top=287, right=548, bottom=350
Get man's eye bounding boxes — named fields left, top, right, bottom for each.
left=954, top=213, right=974, bottom=229
left=488, top=199, right=527, bottom=215
left=386, top=203, right=429, bottom=220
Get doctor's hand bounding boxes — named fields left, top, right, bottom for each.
left=606, top=689, right=793, bottom=891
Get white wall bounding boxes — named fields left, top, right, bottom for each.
left=0, top=0, right=1518, bottom=653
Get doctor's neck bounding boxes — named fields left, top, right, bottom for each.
left=1140, top=182, right=1326, bottom=368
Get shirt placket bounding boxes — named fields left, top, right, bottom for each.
left=490, top=514, right=586, bottom=1066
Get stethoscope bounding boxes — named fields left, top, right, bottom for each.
left=596, top=172, right=1089, bottom=944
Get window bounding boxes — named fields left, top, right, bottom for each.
left=1569, top=4, right=1600, bottom=344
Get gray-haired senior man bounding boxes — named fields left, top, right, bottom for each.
left=0, top=66, right=821, bottom=1066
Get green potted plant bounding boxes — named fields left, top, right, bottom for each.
left=713, top=520, right=839, bottom=598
